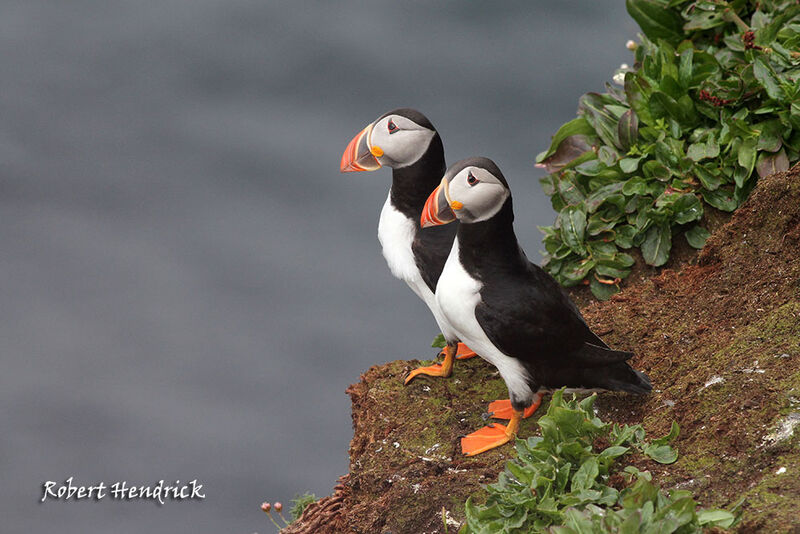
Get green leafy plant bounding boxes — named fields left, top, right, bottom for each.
left=537, top=0, right=800, bottom=299
left=290, top=492, right=317, bottom=521
left=432, top=333, right=448, bottom=349
left=460, top=390, right=740, bottom=533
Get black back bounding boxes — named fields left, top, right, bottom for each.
left=458, top=198, right=605, bottom=356
left=458, top=197, right=649, bottom=393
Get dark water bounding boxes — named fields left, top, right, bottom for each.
left=0, top=2, right=636, bottom=532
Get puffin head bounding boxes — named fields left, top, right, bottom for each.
left=421, top=157, right=510, bottom=227
left=340, top=108, right=438, bottom=172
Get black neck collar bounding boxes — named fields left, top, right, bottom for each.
left=389, top=134, right=446, bottom=220
left=456, top=198, right=524, bottom=274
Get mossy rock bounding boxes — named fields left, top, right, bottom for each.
left=286, top=164, right=800, bottom=534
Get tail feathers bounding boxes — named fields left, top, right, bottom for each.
left=572, top=342, right=633, bottom=368
left=595, top=364, right=652, bottom=394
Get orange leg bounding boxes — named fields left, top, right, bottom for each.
left=404, top=344, right=457, bottom=385
left=455, top=342, right=478, bottom=360
left=487, top=392, right=544, bottom=420
left=461, top=409, right=522, bottom=456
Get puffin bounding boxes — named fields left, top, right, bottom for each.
left=340, top=108, right=479, bottom=384
left=421, top=157, right=652, bottom=456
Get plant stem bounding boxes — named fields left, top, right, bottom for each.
left=265, top=513, right=283, bottom=531
left=278, top=510, right=290, bottom=526
left=722, top=7, right=750, bottom=32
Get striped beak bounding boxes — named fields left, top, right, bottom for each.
left=421, top=177, right=457, bottom=228
left=340, top=123, right=381, bottom=173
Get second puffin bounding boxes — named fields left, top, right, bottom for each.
left=421, top=157, right=652, bottom=456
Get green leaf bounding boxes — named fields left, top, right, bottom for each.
left=678, top=47, right=693, bottom=88
left=619, top=157, right=642, bottom=173
left=579, top=93, right=624, bottom=150
left=598, top=145, right=619, bottom=167
left=558, top=206, right=588, bottom=255
left=756, top=119, right=784, bottom=152
left=737, top=137, right=758, bottom=180
left=697, top=509, right=736, bottom=528
left=757, top=149, right=790, bottom=178
left=752, top=56, right=785, bottom=101
left=686, top=142, right=707, bottom=162
left=655, top=496, right=695, bottom=523
left=599, top=446, right=630, bottom=460
left=431, top=333, right=446, bottom=349
left=685, top=225, right=710, bottom=249
left=622, top=176, right=649, bottom=196
left=686, top=136, right=719, bottom=161
left=641, top=223, right=671, bottom=266
left=571, top=457, right=599, bottom=492
left=626, top=0, right=684, bottom=44
left=659, top=75, right=683, bottom=100
left=701, top=188, right=737, bottom=212
left=595, top=260, right=631, bottom=285
left=672, top=193, right=703, bottom=224
left=507, top=459, right=534, bottom=485
left=614, top=225, right=638, bottom=249
left=588, top=240, right=619, bottom=262
left=587, top=214, right=618, bottom=236
left=694, top=164, right=722, bottom=190
left=617, top=109, right=639, bottom=150
left=562, top=258, right=596, bottom=284
left=575, top=159, right=606, bottom=177
left=683, top=9, right=726, bottom=30
left=757, top=6, right=800, bottom=45
left=558, top=173, right=586, bottom=205
left=624, top=73, right=654, bottom=126
left=653, top=421, right=680, bottom=445
left=590, top=274, right=621, bottom=300
left=689, top=51, right=720, bottom=86
left=642, top=160, right=672, bottom=182
left=537, top=117, right=596, bottom=163
left=537, top=117, right=595, bottom=163
left=595, top=263, right=629, bottom=279
left=650, top=91, right=689, bottom=124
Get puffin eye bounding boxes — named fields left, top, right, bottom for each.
left=388, top=119, right=398, bottom=134
left=467, top=172, right=479, bottom=186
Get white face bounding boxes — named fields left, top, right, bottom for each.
left=447, top=166, right=509, bottom=223
left=368, top=114, right=435, bottom=168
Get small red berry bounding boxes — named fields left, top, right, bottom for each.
left=274, top=502, right=283, bottom=512
left=261, top=502, right=271, bottom=513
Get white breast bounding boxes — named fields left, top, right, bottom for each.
left=377, top=192, right=457, bottom=340
left=378, top=193, right=420, bottom=283
left=436, top=238, right=534, bottom=405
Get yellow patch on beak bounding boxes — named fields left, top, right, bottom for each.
left=370, top=145, right=384, bottom=157
left=450, top=200, right=464, bottom=210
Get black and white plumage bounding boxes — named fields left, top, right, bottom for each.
left=341, top=109, right=473, bottom=372
left=422, top=157, right=650, bottom=453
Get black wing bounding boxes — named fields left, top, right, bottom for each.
left=412, top=222, right=458, bottom=292
left=475, top=260, right=609, bottom=365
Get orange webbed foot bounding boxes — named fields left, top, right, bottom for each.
left=461, top=423, right=513, bottom=456
left=403, top=363, right=452, bottom=385
left=404, top=343, right=459, bottom=385
left=455, top=343, right=478, bottom=360
left=461, top=409, right=523, bottom=456
left=487, top=393, right=543, bottom=420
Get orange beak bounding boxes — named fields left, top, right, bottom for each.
left=421, top=178, right=457, bottom=228
left=340, top=124, right=381, bottom=173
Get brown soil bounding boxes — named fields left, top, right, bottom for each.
left=284, top=164, right=800, bottom=533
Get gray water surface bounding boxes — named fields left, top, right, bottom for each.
left=0, top=2, right=636, bottom=532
